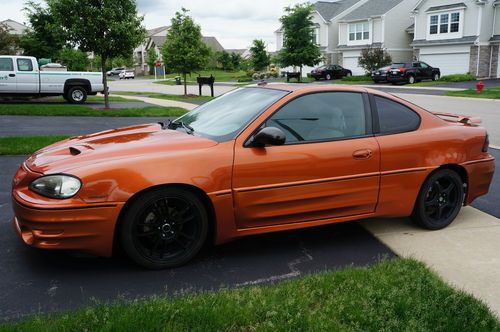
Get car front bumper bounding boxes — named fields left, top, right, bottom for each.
left=12, top=197, right=124, bottom=257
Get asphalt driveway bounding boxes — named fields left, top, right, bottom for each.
left=0, top=156, right=395, bottom=321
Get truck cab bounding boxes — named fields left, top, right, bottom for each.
left=0, top=55, right=104, bottom=103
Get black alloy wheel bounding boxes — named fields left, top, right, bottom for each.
left=120, top=188, right=208, bottom=269
left=412, top=169, right=464, bottom=230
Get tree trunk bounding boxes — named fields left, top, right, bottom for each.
left=183, top=72, right=187, bottom=96
left=299, top=65, right=302, bottom=82
left=101, top=56, right=109, bottom=109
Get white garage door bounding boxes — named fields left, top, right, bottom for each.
left=419, top=53, right=470, bottom=76
left=343, top=57, right=365, bottom=75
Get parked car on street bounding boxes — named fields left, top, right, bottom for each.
left=0, top=55, right=104, bottom=103
left=107, top=67, right=125, bottom=76
left=119, top=70, right=135, bottom=80
left=12, top=84, right=494, bottom=269
left=371, top=66, right=391, bottom=83
left=386, top=61, right=440, bottom=84
left=311, top=65, right=352, bottom=80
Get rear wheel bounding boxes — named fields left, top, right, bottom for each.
left=66, top=86, right=87, bottom=104
left=407, top=75, right=415, bottom=84
left=119, top=187, right=208, bottom=269
left=432, top=73, right=440, bottom=81
left=345, top=72, right=352, bottom=77
left=411, top=169, right=464, bottom=230
left=326, top=73, right=332, bottom=80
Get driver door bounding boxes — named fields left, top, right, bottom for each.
left=232, top=91, right=380, bottom=229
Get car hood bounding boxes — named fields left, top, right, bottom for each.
left=25, top=123, right=219, bottom=174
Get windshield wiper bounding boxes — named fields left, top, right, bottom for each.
left=167, top=120, right=195, bottom=135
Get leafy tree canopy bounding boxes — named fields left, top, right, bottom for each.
left=278, top=3, right=322, bottom=76
left=249, top=39, right=270, bottom=72
left=161, top=8, right=210, bottom=95
left=0, top=23, right=19, bottom=55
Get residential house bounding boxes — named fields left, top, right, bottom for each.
left=275, top=0, right=366, bottom=75
left=337, top=0, right=418, bottom=75
left=411, top=0, right=499, bottom=77
left=226, top=49, right=251, bottom=59
left=1, top=19, right=29, bottom=55
left=134, top=26, right=225, bottom=74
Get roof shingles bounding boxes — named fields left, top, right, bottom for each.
left=340, top=0, right=404, bottom=21
left=314, top=0, right=363, bottom=21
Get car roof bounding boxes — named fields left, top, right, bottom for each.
left=249, top=83, right=369, bottom=94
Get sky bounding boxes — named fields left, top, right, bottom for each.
left=1, top=0, right=315, bottom=51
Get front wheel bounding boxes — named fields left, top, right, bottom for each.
left=345, top=72, right=352, bottom=77
left=119, top=187, right=209, bottom=269
left=411, top=169, right=464, bottom=230
left=326, top=73, right=332, bottom=80
left=407, top=75, right=415, bottom=84
left=66, top=86, right=87, bottom=104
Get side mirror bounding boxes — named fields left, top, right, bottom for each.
left=248, top=127, right=286, bottom=148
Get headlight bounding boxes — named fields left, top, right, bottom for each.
left=29, top=175, right=82, bottom=199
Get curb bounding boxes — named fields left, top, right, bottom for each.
left=394, top=92, right=500, bottom=102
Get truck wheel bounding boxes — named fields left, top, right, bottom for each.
left=67, top=86, right=87, bottom=104
left=432, top=73, right=440, bottom=81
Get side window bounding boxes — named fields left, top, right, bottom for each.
left=0, top=58, right=14, bottom=71
left=420, top=62, right=429, bottom=69
left=266, top=92, right=367, bottom=143
left=17, top=59, right=33, bottom=72
left=374, top=96, right=420, bottom=135
left=412, top=62, right=421, bottom=68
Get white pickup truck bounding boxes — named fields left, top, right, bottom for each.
left=0, top=55, right=105, bottom=103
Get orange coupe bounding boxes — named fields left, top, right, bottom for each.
left=12, top=84, right=494, bottom=269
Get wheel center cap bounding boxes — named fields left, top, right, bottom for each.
left=161, top=223, right=172, bottom=233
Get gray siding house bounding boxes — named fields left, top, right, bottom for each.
left=337, top=0, right=418, bottom=75
left=411, top=0, right=499, bottom=77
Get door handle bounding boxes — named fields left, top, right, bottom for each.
left=9, top=74, right=15, bottom=77
left=353, top=149, right=372, bottom=160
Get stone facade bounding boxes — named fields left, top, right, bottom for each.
left=469, top=45, right=496, bottom=78
left=490, top=45, right=499, bottom=78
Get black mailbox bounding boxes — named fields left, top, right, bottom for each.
left=286, top=72, right=301, bottom=82
left=197, top=75, right=215, bottom=97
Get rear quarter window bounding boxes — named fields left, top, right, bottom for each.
left=374, top=96, right=421, bottom=135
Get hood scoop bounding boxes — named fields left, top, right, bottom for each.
left=69, top=144, right=95, bottom=156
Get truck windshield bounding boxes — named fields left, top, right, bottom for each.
left=173, top=87, right=289, bottom=142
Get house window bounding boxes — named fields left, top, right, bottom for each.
left=429, top=12, right=460, bottom=36
left=312, top=25, right=320, bottom=45
left=348, top=22, right=369, bottom=41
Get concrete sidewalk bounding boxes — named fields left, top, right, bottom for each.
left=363, top=207, right=500, bottom=317
left=110, top=94, right=198, bottom=110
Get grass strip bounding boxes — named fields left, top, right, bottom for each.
left=444, top=87, right=500, bottom=99
left=0, top=136, right=70, bottom=155
left=1, top=259, right=498, bottom=331
left=0, top=105, right=188, bottom=117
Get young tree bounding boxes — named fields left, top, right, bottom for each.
left=0, top=23, right=19, bottom=55
left=19, top=1, right=66, bottom=60
left=146, top=48, right=158, bottom=75
left=278, top=3, right=322, bottom=80
left=47, top=0, right=146, bottom=108
left=358, top=47, right=392, bottom=74
left=162, top=9, right=210, bottom=95
left=230, top=52, right=242, bottom=70
left=249, top=39, right=270, bottom=72
left=217, top=50, right=233, bottom=71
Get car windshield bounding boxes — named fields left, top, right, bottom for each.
left=173, top=87, right=289, bottom=142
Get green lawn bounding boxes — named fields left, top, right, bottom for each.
left=153, top=80, right=197, bottom=86
left=112, top=92, right=214, bottom=101
left=444, top=87, right=500, bottom=99
left=0, top=104, right=187, bottom=117
left=1, top=259, right=498, bottom=331
left=49, top=95, right=142, bottom=103
left=144, top=69, right=247, bottom=82
left=0, top=136, right=70, bottom=155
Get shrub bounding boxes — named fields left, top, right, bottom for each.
left=342, top=75, right=371, bottom=82
left=237, top=76, right=253, bottom=83
left=439, top=73, right=476, bottom=82
left=358, top=47, right=392, bottom=74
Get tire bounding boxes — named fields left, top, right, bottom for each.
left=373, top=79, right=380, bottom=84
left=411, top=169, right=464, bottom=230
left=326, top=73, right=332, bottom=80
left=66, top=86, right=87, bottom=104
left=407, top=75, right=415, bottom=84
left=314, top=77, right=320, bottom=81
left=119, top=187, right=209, bottom=269
left=432, top=73, right=440, bottom=81
left=346, top=72, right=352, bottom=77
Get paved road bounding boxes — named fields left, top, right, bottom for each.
left=0, top=157, right=394, bottom=321
left=0, top=116, right=171, bottom=137
left=0, top=100, right=155, bottom=110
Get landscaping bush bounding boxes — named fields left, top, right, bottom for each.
left=341, top=75, right=371, bottom=82
left=439, top=73, right=476, bottom=82
left=237, top=76, right=253, bottom=83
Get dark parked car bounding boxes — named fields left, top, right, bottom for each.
left=106, top=67, right=125, bottom=76
left=387, top=61, right=440, bottom=84
left=311, top=65, right=352, bottom=81
left=371, top=66, right=391, bottom=83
